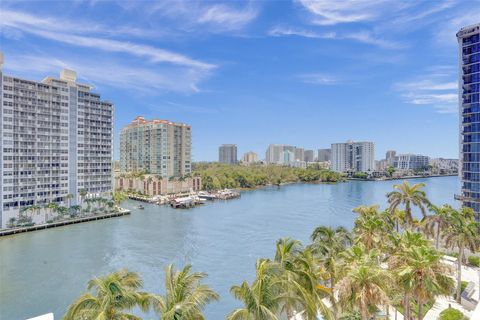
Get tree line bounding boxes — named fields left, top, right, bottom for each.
left=193, top=163, right=343, bottom=190
left=62, top=181, right=479, bottom=320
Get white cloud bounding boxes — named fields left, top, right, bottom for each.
left=0, top=8, right=217, bottom=93
left=197, top=4, right=258, bottom=30
left=296, top=0, right=455, bottom=27
left=297, top=73, right=339, bottom=85
left=149, top=1, right=258, bottom=32
left=268, top=26, right=335, bottom=39
left=0, top=9, right=164, bottom=39
left=346, top=31, right=405, bottom=49
left=297, top=0, right=391, bottom=25
left=395, top=67, right=458, bottom=114
left=434, top=3, right=480, bottom=45
left=0, top=9, right=213, bottom=70
left=29, top=29, right=214, bottom=70
left=268, top=26, right=402, bottom=49
left=392, top=0, right=456, bottom=25
left=4, top=54, right=210, bottom=94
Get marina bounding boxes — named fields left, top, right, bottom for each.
left=127, top=189, right=241, bottom=209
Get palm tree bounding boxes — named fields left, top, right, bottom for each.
left=63, top=269, right=151, bottom=320
left=422, top=204, right=453, bottom=249
left=273, top=238, right=319, bottom=320
left=7, top=217, right=17, bottom=228
left=147, top=176, right=153, bottom=193
left=352, top=205, right=380, bottom=219
left=56, top=206, right=69, bottom=221
left=113, top=191, right=127, bottom=206
left=291, top=247, right=334, bottom=320
left=19, top=205, right=39, bottom=224
left=70, top=205, right=81, bottom=217
left=311, top=226, right=352, bottom=254
left=309, top=226, right=351, bottom=319
left=387, top=181, right=431, bottom=228
left=353, top=209, right=391, bottom=251
left=45, top=202, right=59, bottom=222
left=385, top=231, right=432, bottom=319
left=443, top=207, right=480, bottom=302
left=151, top=264, right=219, bottom=320
left=228, top=259, right=279, bottom=320
left=390, top=209, right=407, bottom=232
left=64, top=193, right=74, bottom=208
left=336, top=245, right=391, bottom=320
left=275, top=237, right=302, bottom=266
left=389, top=244, right=453, bottom=320
left=79, top=189, right=88, bottom=207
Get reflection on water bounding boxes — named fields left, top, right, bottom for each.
left=0, top=176, right=460, bottom=319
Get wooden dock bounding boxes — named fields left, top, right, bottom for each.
left=0, top=210, right=131, bottom=237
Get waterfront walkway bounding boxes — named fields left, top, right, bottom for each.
left=0, top=209, right=131, bottom=237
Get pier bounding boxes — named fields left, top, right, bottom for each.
left=0, top=209, right=131, bottom=237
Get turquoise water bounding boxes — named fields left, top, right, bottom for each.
left=0, top=176, right=460, bottom=319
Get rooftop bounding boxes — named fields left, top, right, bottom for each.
left=457, top=23, right=480, bottom=38
left=125, top=116, right=190, bottom=128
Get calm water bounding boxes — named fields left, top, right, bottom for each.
left=0, top=176, right=460, bottom=319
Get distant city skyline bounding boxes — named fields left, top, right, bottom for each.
left=2, top=1, right=478, bottom=161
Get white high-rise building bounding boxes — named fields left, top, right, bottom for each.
left=0, top=61, right=114, bottom=228
left=331, top=141, right=375, bottom=173
left=393, top=154, right=429, bottom=171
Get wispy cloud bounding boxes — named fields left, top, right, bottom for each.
left=268, top=26, right=403, bottom=49
left=296, top=0, right=455, bottom=27
left=395, top=66, right=458, bottom=114
left=296, top=0, right=392, bottom=26
left=391, top=0, right=456, bottom=25
left=149, top=1, right=259, bottom=32
left=4, top=54, right=210, bottom=94
left=344, top=31, right=405, bottom=49
left=434, top=3, right=480, bottom=45
left=0, top=9, right=164, bottom=39
left=297, top=73, right=340, bottom=85
left=0, top=9, right=213, bottom=70
left=197, top=4, right=258, bottom=30
left=268, top=26, right=335, bottom=39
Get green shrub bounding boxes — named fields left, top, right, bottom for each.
left=438, top=308, right=466, bottom=320
left=445, top=251, right=459, bottom=258
left=461, top=281, right=468, bottom=293
left=339, top=312, right=361, bottom=320
left=353, top=172, right=368, bottom=179
left=468, top=255, right=480, bottom=267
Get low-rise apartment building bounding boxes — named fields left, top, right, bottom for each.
left=115, top=174, right=201, bottom=196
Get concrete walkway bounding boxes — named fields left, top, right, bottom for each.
left=423, top=258, right=478, bottom=320
left=423, top=295, right=472, bottom=320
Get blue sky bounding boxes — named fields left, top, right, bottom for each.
left=1, top=0, right=479, bottom=161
